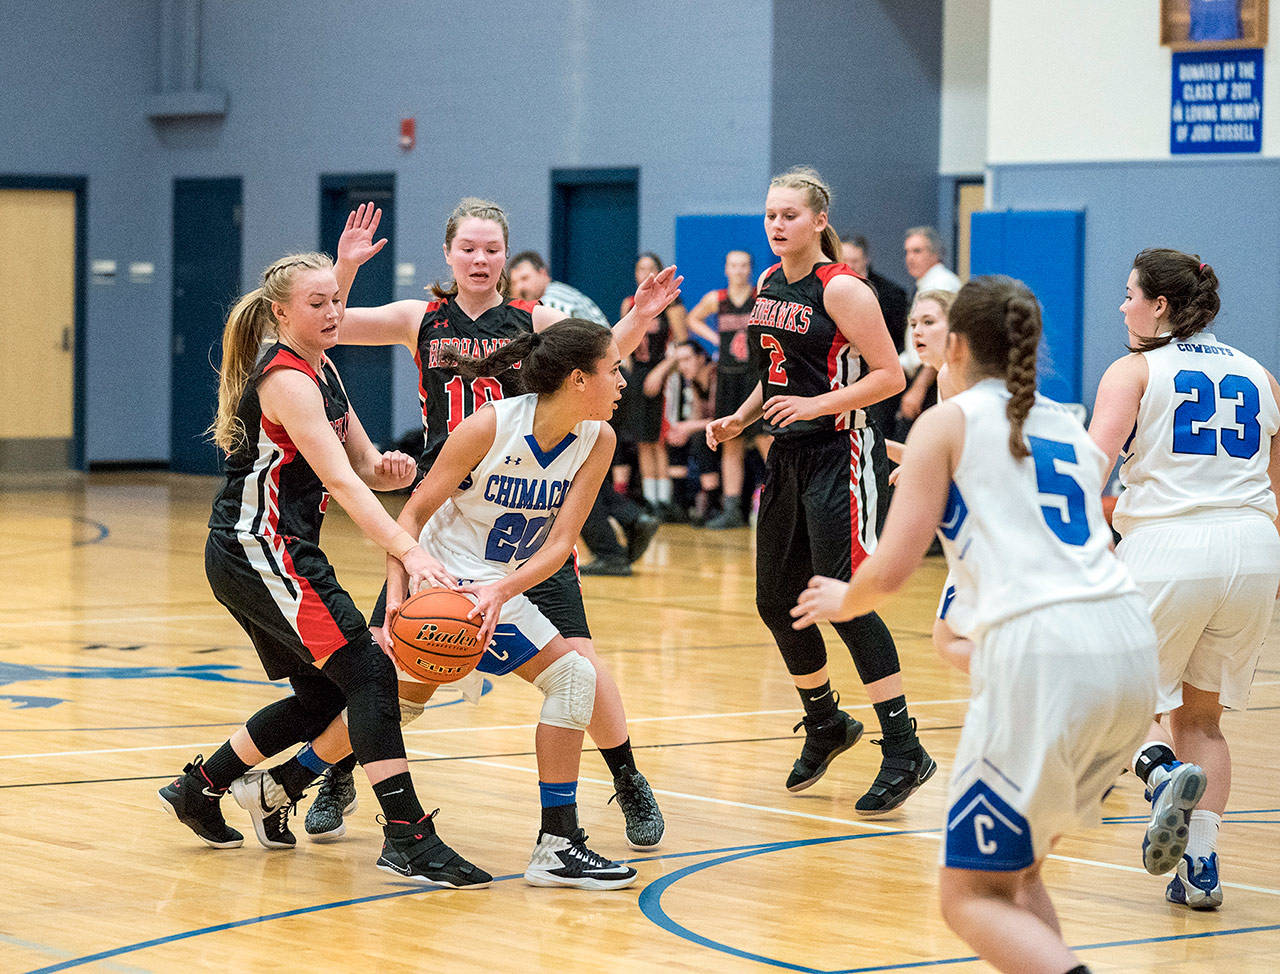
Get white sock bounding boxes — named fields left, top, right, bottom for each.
left=656, top=478, right=672, bottom=503
left=643, top=478, right=660, bottom=506
left=1187, top=809, right=1221, bottom=860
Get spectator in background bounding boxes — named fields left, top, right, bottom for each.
left=644, top=341, right=720, bottom=524
left=842, top=235, right=909, bottom=435
left=509, top=251, right=610, bottom=325
left=900, top=226, right=962, bottom=437
left=686, top=249, right=769, bottom=528
left=510, top=250, right=659, bottom=577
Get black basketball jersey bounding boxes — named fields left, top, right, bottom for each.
left=209, top=342, right=350, bottom=543
left=414, top=297, right=537, bottom=469
left=623, top=296, right=675, bottom=373
left=715, top=287, right=756, bottom=374
left=747, top=261, right=868, bottom=440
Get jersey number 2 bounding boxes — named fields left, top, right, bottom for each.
left=1172, top=369, right=1261, bottom=459
left=759, top=334, right=788, bottom=386
left=445, top=376, right=504, bottom=432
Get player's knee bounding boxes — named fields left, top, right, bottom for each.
left=532, top=651, right=596, bottom=731
left=755, top=588, right=795, bottom=629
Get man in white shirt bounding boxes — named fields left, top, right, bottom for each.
left=509, top=251, right=609, bottom=326
left=899, top=226, right=963, bottom=432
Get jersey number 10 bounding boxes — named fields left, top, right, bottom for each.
left=1172, top=369, right=1261, bottom=459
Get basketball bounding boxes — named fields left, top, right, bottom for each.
left=387, top=588, right=484, bottom=684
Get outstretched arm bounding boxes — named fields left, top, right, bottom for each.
left=331, top=203, right=423, bottom=348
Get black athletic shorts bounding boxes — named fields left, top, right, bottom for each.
left=525, top=555, right=592, bottom=640
left=754, top=427, right=890, bottom=601
left=205, top=530, right=367, bottom=681
left=714, top=368, right=764, bottom=438
left=615, top=366, right=665, bottom=442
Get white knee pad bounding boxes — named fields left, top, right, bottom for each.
left=399, top=697, right=426, bottom=727
left=532, top=651, right=596, bottom=731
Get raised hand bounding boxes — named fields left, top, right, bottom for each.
left=337, top=202, right=388, bottom=267
left=632, top=265, right=683, bottom=319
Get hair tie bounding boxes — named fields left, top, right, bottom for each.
left=1198, top=262, right=1205, bottom=272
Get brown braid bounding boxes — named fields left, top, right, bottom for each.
left=439, top=319, right=613, bottom=395
left=948, top=275, right=1044, bottom=461
left=1002, top=293, right=1040, bottom=459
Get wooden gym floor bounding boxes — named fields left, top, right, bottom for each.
left=1, top=473, right=1277, bottom=972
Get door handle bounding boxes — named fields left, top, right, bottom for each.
left=174, top=334, right=185, bottom=356
left=61, top=327, right=71, bottom=352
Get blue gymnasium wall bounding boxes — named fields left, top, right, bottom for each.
left=989, top=159, right=1280, bottom=408
left=770, top=0, right=943, bottom=293
left=0, top=0, right=774, bottom=461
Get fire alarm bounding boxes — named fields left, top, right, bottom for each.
left=399, top=117, right=416, bottom=151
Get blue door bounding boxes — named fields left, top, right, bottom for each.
left=171, top=178, right=242, bottom=474
left=551, top=169, right=639, bottom=321
left=320, top=174, right=395, bottom=447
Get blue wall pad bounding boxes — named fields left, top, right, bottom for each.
left=970, top=210, right=1085, bottom=405
left=674, top=215, right=776, bottom=353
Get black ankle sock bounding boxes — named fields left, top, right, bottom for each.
left=798, top=682, right=838, bottom=719
left=334, top=753, right=359, bottom=775
left=872, top=696, right=917, bottom=754
left=200, top=742, right=252, bottom=792
left=269, top=757, right=319, bottom=802
left=541, top=803, right=579, bottom=838
left=600, top=739, right=635, bottom=778
left=372, top=772, right=426, bottom=824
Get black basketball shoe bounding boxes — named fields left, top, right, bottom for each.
left=855, top=732, right=937, bottom=816
left=377, top=812, right=492, bottom=889
left=786, top=710, right=864, bottom=792
left=524, top=829, right=638, bottom=890
left=158, top=755, right=244, bottom=849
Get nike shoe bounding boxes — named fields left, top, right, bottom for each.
left=855, top=730, right=937, bottom=816
left=377, top=812, right=492, bottom=889
left=608, top=767, right=665, bottom=851
left=158, top=755, right=244, bottom=849
left=524, top=829, right=638, bottom=890
left=786, top=708, right=864, bottom=792
left=229, top=769, right=298, bottom=849
left=1166, top=852, right=1222, bottom=909
left=1142, top=761, right=1207, bottom=875
left=305, top=767, right=358, bottom=842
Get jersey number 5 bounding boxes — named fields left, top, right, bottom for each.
left=759, top=334, right=788, bottom=386
left=1172, top=369, right=1261, bottom=459
left=445, top=376, right=504, bottom=433
left=1027, top=436, right=1090, bottom=547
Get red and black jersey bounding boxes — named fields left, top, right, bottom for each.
left=747, top=261, right=868, bottom=440
left=209, top=342, right=350, bottom=543
left=413, top=297, right=536, bottom=469
left=715, top=287, right=756, bottom=374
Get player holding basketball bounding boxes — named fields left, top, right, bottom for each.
left=159, top=253, right=490, bottom=889
left=1089, top=248, right=1280, bottom=909
left=794, top=275, right=1158, bottom=974
left=686, top=249, right=770, bottom=528
left=294, top=200, right=677, bottom=851
left=706, top=166, right=934, bottom=813
left=387, top=318, right=637, bottom=889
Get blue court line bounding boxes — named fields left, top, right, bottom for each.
left=70, top=517, right=109, bottom=546
left=638, top=830, right=1280, bottom=973
left=21, top=837, right=793, bottom=973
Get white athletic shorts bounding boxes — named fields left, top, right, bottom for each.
left=943, top=592, right=1157, bottom=871
left=1117, top=511, right=1280, bottom=712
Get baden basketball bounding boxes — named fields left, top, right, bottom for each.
left=388, top=587, right=484, bottom=683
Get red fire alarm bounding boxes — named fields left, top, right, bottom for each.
left=399, top=117, right=416, bottom=151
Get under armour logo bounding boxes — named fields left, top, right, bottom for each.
left=504, top=455, right=522, bottom=465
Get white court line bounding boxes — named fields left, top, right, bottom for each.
left=407, top=747, right=1280, bottom=899
left=0, top=613, right=227, bottom=629
left=0, top=696, right=970, bottom=761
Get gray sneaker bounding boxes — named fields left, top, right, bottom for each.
left=305, top=767, right=358, bottom=842
left=608, top=768, right=665, bottom=851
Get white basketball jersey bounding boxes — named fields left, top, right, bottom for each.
left=420, top=394, right=602, bottom=581
left=1113, top=333, right=1278, bottom=536
left=940, top=379, right=1135, bottom=638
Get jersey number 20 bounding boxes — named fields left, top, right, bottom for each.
left=1172, top=369, right=1261, bottom=459
left=485, top=512, right=555, bottom=563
